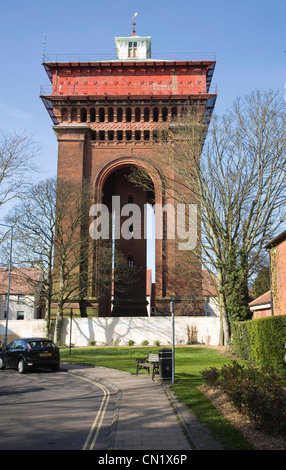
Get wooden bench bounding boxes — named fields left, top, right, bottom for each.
left=136, top=352, right=159, bottom=380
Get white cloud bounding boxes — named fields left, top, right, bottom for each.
left=0, top=102, right=33, bottom=121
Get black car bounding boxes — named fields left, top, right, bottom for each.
left=0, top=338, right=60, bottom=374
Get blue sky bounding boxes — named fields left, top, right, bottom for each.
left=0, top=0, right=285, bottom=176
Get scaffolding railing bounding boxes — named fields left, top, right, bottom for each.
left=42, top=52, right=216, bottom=64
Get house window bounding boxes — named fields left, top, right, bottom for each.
left=18, top=294, right=25, bottom=304
left=128, top=41, right=137, bottom=58
left=17, top=311, right=24, bottom=320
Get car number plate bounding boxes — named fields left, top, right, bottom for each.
left=40, top=353, right=52, bottom=357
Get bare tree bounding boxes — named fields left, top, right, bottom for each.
left=0, top=130, right=39, bottom=210
left=130, top=89, right=286, bottom=344
left=4, top=178, right=57, bottom=335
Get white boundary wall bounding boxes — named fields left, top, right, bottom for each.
left=0, top=316, right=220, bottom=346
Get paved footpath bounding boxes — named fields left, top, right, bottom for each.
left=64, top=363, right=223, bottom=451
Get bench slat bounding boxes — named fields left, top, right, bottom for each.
left=136, top=352, right=159, bottom=380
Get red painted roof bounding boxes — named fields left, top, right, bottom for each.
left=249, top=290, right=271, bottom=307
left=0, top=268, right=42, bottom=295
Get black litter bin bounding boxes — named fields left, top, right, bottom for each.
left=159, top=348, right=172, bottom=380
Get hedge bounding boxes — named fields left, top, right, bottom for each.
left=231, top=315, right=286, bottom=374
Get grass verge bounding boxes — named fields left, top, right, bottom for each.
left=61, top=345, right=253, bottom=450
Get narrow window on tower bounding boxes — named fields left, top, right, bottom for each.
left=99, top=108, right=105, bottom=122
left=144, top=130, right=150, bottom=141
left=162, top=107, right=168, bottom=122
left=171, top=107, right=177, bottom=121
left=128, top=41, right=137, bottom=58
left=71, top=108, right=77, bottom=122
left=90, top=107, right=96, bottom=122
left=80, top=108, right=87, bottom=122
left=61, top=108, right=68, bottom=122
left=153, top=107, right=159, bottom=122
left=144, top=108, right=150, bottom=122
left=108, top=131, right=114, bottom=141
left=117, top=130, right=123, bottom=141
left=135, top=130, right=141, bottom=141
left=128, top=256, right=134, bottom=267
left=117, top=107, right=123, bottom=122
left=135, top=108, right=141, bottom=122
left=126, top=107, right=132, bottom=122
left=108, top=107, right=114, bottom=122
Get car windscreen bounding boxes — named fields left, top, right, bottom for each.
left=27, top=341, right=57, bottom=350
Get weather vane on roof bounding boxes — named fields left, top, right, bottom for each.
left=131, top=12, right=138, bottom=36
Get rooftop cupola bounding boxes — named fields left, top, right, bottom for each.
left=115, top=13, right=151, bottom=60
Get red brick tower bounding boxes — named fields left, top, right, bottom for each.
left=41, top=24, right=217, bottom=317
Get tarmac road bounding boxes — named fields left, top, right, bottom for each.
left=0, top=366, right=117, bottom=450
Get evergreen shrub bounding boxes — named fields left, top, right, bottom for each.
left=231, top=315, right=286, bottom=373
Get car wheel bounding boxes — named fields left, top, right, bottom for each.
left=18, top=358, right=26, bottom=374
left=0, top=357, right=5, bottom=370
left=50, top=364, right=59, bottom=372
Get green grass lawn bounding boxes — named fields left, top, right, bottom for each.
left=61, top=345, right=253, bottom=450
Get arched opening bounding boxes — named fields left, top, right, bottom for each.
left=171, top=107, right=178, bottom=121
left=90, top=107, right=96, bottom=122
left=126, top=107, right=132, bottom=122
left=117, top=107, right=123, bottom=122
left=99, top=108, right=105, bottom=122
left=61, top=108, right=68, bottom=122
left=80, top=108, right=87, bottom=122
left=153, top=107, right=159, bottom=122
left=108, top=107, right=114, bottom=122
left=135, top=107, right=141, bottom=122
left=162, top=107, right=168, bottom=122
left=97, top=165, right=155, bottom=317
left=71, top=108, right=77, bottom=122
left=144, top=107, right=150, bottom=122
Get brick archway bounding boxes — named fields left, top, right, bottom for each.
left=92, top=155, right=165, bottom=316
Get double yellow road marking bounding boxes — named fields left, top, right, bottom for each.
left=65, top=372, right=111, bottom=450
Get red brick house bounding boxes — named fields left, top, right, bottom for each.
left=265, top=230, right=286, bottom=316
left=249, top=290, right=272, bottom=319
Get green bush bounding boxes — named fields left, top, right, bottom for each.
left=231, top=315, right=286, bottom=373
left=201, top=361, right=286, bottom=435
